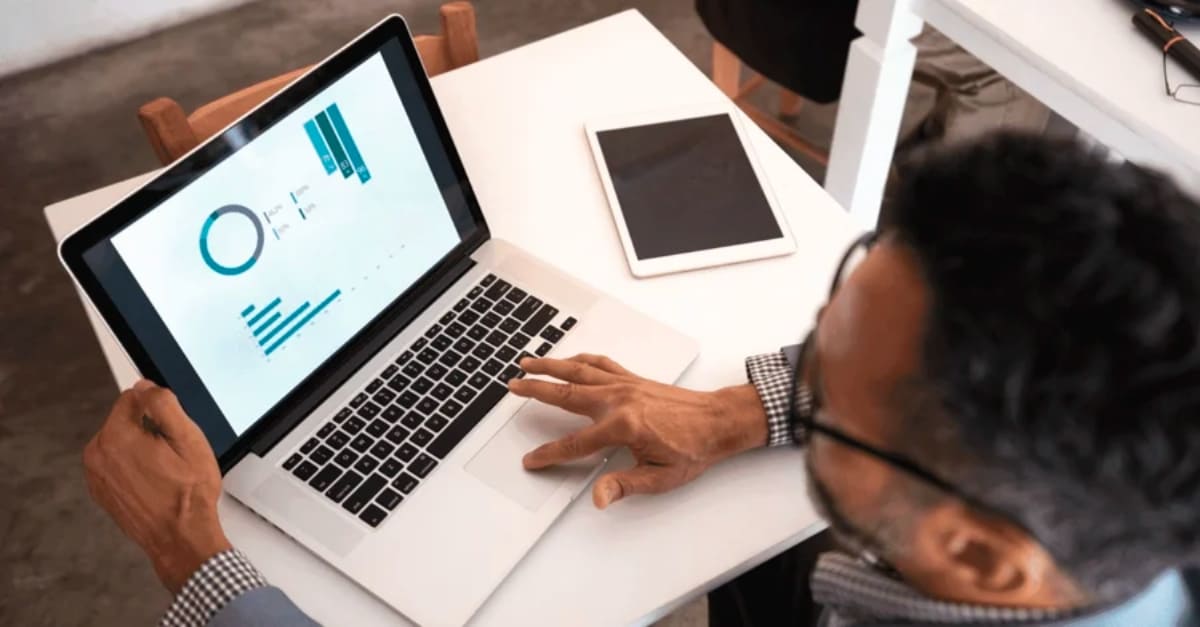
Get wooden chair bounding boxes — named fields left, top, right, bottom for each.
left=711, top=42, right=828, bottom=167
left=138, top=2, right=479, bottom=165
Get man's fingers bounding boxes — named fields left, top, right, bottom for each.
left=592, top=465, right=678, bottom=509
left=131, top=380, right=208, bottom=458
left=522, top=421, right=626, bottom=470
left=519, top=357, right=617, bottom=385
left=567, top=354, right=634, bottom=377
left=507, top=377, right=607, bottom=414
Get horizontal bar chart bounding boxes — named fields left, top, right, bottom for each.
left=265, top=289, right=342, bottom=356
left=241, top=290, right=342, bottom=357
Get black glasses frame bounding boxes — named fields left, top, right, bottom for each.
left=1163, top=49, right=1200, bottom=106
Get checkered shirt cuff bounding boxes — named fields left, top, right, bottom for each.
left=745, top=351, right=798, bottom=447
left=160, top=549, right=267, bottom=627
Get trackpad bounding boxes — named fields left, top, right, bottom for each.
left=465, top=400, right=603, bottom=511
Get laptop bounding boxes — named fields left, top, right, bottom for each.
left=59, top=15, right=698, bottom=626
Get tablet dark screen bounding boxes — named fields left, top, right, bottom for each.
left=595, top=114, right=782, bottom=260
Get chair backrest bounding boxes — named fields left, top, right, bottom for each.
left=138, top=1, right=478, bottom=165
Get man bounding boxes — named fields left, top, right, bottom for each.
left=84, top=133, right=1200, bottom=626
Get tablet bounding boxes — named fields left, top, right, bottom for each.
left=586, top=104, right=794, bottom=277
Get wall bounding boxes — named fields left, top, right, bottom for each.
left=0, top=0, right=253, bottom=77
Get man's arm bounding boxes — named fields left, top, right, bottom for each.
left=508, top=351, right=797, bottom=508
left=84, top=381, right=317, bottom=626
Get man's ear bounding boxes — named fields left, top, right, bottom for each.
left=900, top=501, right=1067, bottom=609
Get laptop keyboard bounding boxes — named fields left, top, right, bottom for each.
left=280, top=273, right=579, bottom=528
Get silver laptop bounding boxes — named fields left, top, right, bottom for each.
left=59, top=15, right=697, bottom=626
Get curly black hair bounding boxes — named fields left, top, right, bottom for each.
left=889, top=132, right=1200, bottom=601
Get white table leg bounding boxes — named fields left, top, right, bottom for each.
left=826, top=0, right=924, bottom=229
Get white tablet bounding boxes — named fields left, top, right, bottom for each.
left=586, top=104, right=795, bottom=277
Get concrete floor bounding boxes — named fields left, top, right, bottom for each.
left=0, top=0, right=825, bottom=624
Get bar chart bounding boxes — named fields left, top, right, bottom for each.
left=240, top=289, right=342, bottom=357
left=303, top=102, right=371, bottom=184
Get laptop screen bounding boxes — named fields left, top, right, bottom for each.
left=76, top=36, right=481, bottom=459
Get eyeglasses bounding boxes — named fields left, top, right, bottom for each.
left=787, top=232, right=1031, bottom=535
left=1163, top=49, right=1200, bottom=106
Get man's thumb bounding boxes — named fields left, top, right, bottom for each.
left=592, top=466, right=675, bottom=509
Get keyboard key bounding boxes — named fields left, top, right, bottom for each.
left=438, top=350, right=463, bottom=368
left=395, top=350, right=413, bottom=365
left=485, top=331, right=507, bottom=347
left=366, top=378, right=384, bottom=394
left=482, top=312, right=502, bottom=328
left=343, top=474, right=386, bottom=514
left=460, top=356, right=482, bottom=372
left=511, top=296, right=542, bottom=321
left=293, top=460, right=318, bottom=481
left=309, top=464, right=341, bottom=491
left=535, top=342, right=553, bottom=356
left=470, top=298, right=492, bottom=313
left=453, top=338, right=475, bottom=355
left=385, top=425, right=410, bottom=444
left=426, top=414, right=449, bottom=432
left=439, top=399, right=464, bottom=418
left=540, top=326, right=565, bottom=343
left=468, top=372, right=491, bottom=389
left=432, top=335, right=452, bottom=351
left=472, top=343, right=495, bottom=360
left=402, top=362, right=423, bottom=378
left=467, top=285, right=484, bottom=299
left=561, top=317, right=578, bottom=330
left=349, top=393, right=369, bottom=408
left=382, top=405, right=403, bottom=423
left=380, top=458, right=404, bottom=478
left=499, top=318, right=520, bottom=334
left=311, top=445, right=334, bottom=465
left=496, top=346, right=518, bottom=362
left=353, top=455, right=379, bottom=475
left=396, top=443, right=419, bottom=462
left=386, top=375, right=411, bottom=393
left=343, top=417, right=366, bottom=435
left=417, top=397, right=439, bottom=415
left=400, top=412, right=423, bottom=429
left=453, top=298, right=470, bottom=312
left=350, top=434, right=373, bottom=453
left=397, top=391, right=420, bottom=409
left=507, top=332, right=531, bottom=349
left=326, top=430, right=350, bottom=449
left=359, top=504, right=388, bottom=528
left=333, top=407, right=352, bottom=423
left=427, top=364, right=448, bottom=380
left=366, top=419, right=389, bottom=438
left=482, top=359, right=504, bottom=376
left=504, top=287, right=527, bottom=304
left=467, top=325, right=488, bottom=341
left=499, top=364, right=524, bottom=382
left=357, top=402, right=381, bottom=420
left=431, top=383, right=453, bottom=400
left=481, top=274, right=496, bottom=287
left=382, top=364, right=399, bottom=379
left=300, top=438, right=319, bottom=454
left=410, top=453, right=439, bottom=478
left=317, top=423, right=335, bottom=438
left=446, top=322, right=466, bottom=338
left=454, top=386, right=477, bottom=404
left=370, top=441, right=395, bottom=459
left=424, top=324, right=443, bottom=339
left=412, top=377, right=433, bottom=394
left=446, top=370, right=467, bottom=386
left=440, top=311, right=456, bottom=325
left=494, top=300, right=515, bottom=316
left=373, top=388, right=396, bottom=406
left=417, top=349, right=439, bottom=365
left=377, top=488, right=403, bottom=510
left=412, top=337, right=428, bottom=351
left=392, top=472, right=419, bottom=494
left=411, top=428, right=434, bottom=447
left=459, top=309, right=480, bottom=325
left=521, top=304, right=559, bottom=336
left=484, top=278, right=511, bottom=301
left=283, top=453, right=302, bottom=470
left=428, top=383, right=508, bottom=458
left=326, top=470, right=363, bottom=503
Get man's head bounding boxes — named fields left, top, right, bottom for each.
left=806, top=132, right=1200, bottom=609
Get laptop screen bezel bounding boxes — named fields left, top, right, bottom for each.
left=59, top=15, right=491, bottom=472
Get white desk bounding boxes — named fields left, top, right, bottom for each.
left=827, top=0, right=1200, bottom=228
left=45, top=11, right=860, bottom=626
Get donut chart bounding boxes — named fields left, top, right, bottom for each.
left=199, top=204, right=264, bottom=276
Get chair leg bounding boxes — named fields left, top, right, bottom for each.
left=441, top=1, right=479, bottom=70
left=712, top=42, right=741, bottom=99
left=779, top=89, right=804, bottom=117
left=137, top=97, right=198, bottom=165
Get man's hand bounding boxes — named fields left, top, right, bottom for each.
left=509, top=354, right=768, bottom=509
left=83, top=379, right=230, bottom=594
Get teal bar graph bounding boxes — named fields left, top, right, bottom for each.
left=240, top=304, right=255, bottom=317
left=253, top=311, right=281, bottom=337
left=265, top=290, right=342, bottom=356
left=326, top=104, right=371, bottom=183
left=315, top=111, right=354, bottom=178
left=259, top=302, right=310, bottom=346
left=304, top=120, right=337, bottom=174
left=246, top=297, right=281, bottom=327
